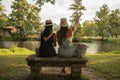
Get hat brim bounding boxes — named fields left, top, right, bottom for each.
left=45, top=24, right=53, bottom=27
left=60, top=24, right=68, bottom=27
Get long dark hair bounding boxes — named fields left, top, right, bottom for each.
left=43, top=26, right=53, bottom=37
left=57, top=27, right=68, bottom=45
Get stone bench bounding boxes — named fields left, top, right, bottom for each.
left=26, top=54, right=88, bottom=80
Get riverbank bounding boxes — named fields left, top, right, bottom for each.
left=0, top=48, right=120, bottom=80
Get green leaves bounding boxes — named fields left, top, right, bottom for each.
left=69, top=0, right=85, bottom=24
left=0, top=0, right=8, bottom=28
left=94, top=4, right=120, bottom=39
left=82, top=20, right=98, bottom=37
left=35, top=0, right=55, bottom=10
left=9, top=0, right=41, bottom=40
left=69, top=0, right=85, bottom=41
left=94, top=4, right=110, bottom=40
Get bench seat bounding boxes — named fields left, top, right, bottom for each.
left=26, top=54, right=88, bottom=80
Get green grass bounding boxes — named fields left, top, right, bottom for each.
left=0, top=47, right=35, bottom=80
left=108, top=38, right=120, bottom=43
left=0, top=47, right=120, bottom=80
left=86, top=53, right=120, bottom=79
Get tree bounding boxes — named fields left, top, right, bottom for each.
left=94, top=4, right=110, bottom=40
left=35, top=0, right=55, bottom=10
left=69, top=0, right=85, bottom=24
left=25, top=4, right=41, bottom=35
left=73, top=25, right=82, bottom=42
left=69, top=0, right=85, bottom=41
left=109, top=9, right=120, bottom=38
left=0, top=0, right=3, bottom=13
left=9, top=0, right=41, bottom=40
left=0, top=0, right=8, bottom=28
left=82, top=20, right=98, bottom=37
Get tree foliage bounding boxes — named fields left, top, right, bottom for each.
left=0, top=0, right=8, bottom=28
left=73, top=25, right=82, bottom=41
left=82, top=20, right=98, bottom=37
left=94, top=4, right=110, bottom=40
left=109, top=9, right=120, bottom=38
left=69, top=0, right=85, bottom=41
left=0, top=0, right=2, bottom=12
left=35, top=0, right=55, bottom=10
left=9, top=0, right=41, bottom=39
left=94, top=4, right=120, bottom=39
left=69, top=0, right=85, bottom=24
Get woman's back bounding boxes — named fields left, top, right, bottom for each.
left=57, top=18, right=79, bottom=57
left=38, top=19, right=56, bottom=57
left=57, top=28, right=73, bottom=45
left=41, top=33, right=55, bottom=48
left=38, top=33, right=56, bottom=57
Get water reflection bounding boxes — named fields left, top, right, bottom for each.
left=81, top=42, right=100, bottom=53
left=0, top=41, right=120, bottom=53
left=81, top=41, right=120, bottom=53
left=0, top=41, right=16, bottom=48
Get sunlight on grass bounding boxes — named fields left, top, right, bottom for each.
left=0, top=48, right=120, bottom=80
left=0, top=47, right=35, bottom=80
left=86, top=54, right=120, bottom=79
left=0, top=47, right=35, bottom=55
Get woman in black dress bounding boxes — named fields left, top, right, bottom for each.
left=38, top=20, right=57, bottom=57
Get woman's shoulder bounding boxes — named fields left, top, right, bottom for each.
left=67, top=26, right=77, bottom=36
left=67, top=28, right=73, bottom=34
left=66, top=28, right=73, bottom=38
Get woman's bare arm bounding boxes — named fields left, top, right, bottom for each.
left=71, top=17, right=80, bottom=34
left=53, top=34, right=57, bottom=47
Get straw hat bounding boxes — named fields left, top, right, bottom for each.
left=60, top=18, right=68, bottom=27
left=45, top=19, right=53, bottom=27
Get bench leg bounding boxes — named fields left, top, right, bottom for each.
left=71, top=64, right=82, bottom=80
left=30, top=66, right=41, bottom=80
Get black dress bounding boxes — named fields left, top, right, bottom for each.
left=38, top=33, right=56, bottom=57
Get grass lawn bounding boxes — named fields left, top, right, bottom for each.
left=0, top=47, right=35, bottom=80
left=0, top=47, right=120, bottom=80
left=86, top=54, right=120, bottom=80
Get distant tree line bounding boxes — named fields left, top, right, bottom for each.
left=0, top=0, right=120, bottom=41
left=82, top=4, right=120, bottom=41
left=0, top=0, right=43, bottom=40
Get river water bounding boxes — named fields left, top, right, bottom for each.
left=0, top=41, right=120, bottom=53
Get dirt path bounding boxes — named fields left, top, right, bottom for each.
left=13, top=67, right=109, bottom=80
left=82, top=68, right=108, bottom=80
